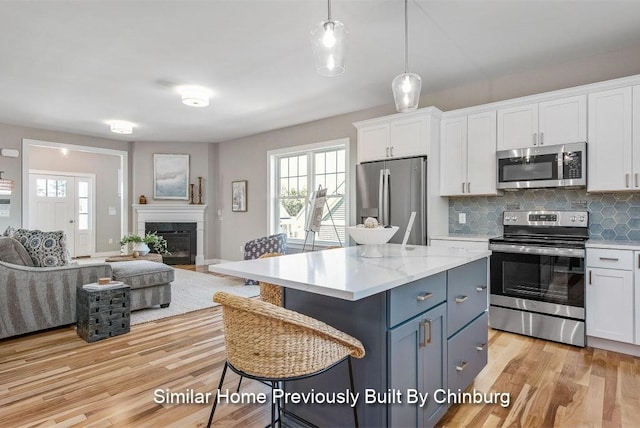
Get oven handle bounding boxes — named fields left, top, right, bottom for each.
left=489, top=243, right=585, bottom=258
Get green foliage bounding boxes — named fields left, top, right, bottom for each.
left=119, top=232, right=170, bottom=255
left=281, top=188, right=306, bottom=217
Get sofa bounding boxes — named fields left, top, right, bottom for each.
left=0, top=235, right=174, bottom=340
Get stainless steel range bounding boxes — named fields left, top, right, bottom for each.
left=489, top=210, right=588, bottom=347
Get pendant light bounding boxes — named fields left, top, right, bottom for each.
left=392, top=0, right=421, bottom=112
left=310, top=0, right=347, bottom=77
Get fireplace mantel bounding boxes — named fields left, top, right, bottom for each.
left=132, top=204, right=207, bottom=265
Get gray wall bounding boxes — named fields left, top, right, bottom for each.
left=28, top=146, right=122, bottom=253
left=131, top=141, right=218, bottom=258
left=213, top=43, right=640, bottom=261
left=0, top=123, right=131, bottom=237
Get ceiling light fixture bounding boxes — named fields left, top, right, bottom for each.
left=178, top=86, right=211, bottom=107
left=392, top=0, right=421, bottom=112
left=310, top=0, right=347, bottom=77
left=109, top=120, right=134, bottom=135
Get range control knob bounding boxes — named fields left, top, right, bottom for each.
left=571, top=216, right=576, bottom=222
left=579, top=215, right=586, bottom=222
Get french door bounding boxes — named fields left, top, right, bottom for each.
left=28, top=172, right=95, bottom=257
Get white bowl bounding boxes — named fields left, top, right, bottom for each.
left=346, top=226, right=399, bottom=257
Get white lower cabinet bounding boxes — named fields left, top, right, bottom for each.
left=586, top=247, right=635, bottom=344
left=636, top=251, right=640, bottom=344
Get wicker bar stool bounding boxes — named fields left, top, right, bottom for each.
left=207, top=292, right=365, bottom=428
left=258, top=252, right=283, bottom=306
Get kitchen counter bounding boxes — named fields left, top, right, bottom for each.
left=586, top=240, right=640, bottom=250
left=210, top=244, right=491, bottom=427
left=430, top=233, right=498, bottom=242
left=209, top=243, right=491, bottom=300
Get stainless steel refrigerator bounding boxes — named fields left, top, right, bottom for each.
left=356, top=156, right=427, bottom=245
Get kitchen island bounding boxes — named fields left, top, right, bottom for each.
left=210, top=244, right=491, bottom=427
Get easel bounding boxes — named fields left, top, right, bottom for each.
left=302, top=185, right=343, bottom=252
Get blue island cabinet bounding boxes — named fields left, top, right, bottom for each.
left=284, top=258, right=488, bottom=427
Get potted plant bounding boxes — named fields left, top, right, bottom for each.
left=119, top=232, right=169, bottom=256
left=142, top=231, right=170, bottom=255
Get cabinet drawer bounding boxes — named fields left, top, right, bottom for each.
left=587, top=248, right=633, bottom=270
left=447, top=312, right=488, bottom=392
left=388, top=272, right=446, bottom=327
left=447, top=259, right=488, bottom=335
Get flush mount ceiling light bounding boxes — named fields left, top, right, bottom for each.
left=178, top=85, right=212, bottom=107
left=392, top=0, right=422, bottom=112
left=109, top=120, right=134, bottom=135
left=310, top=0, right=348, bottom=77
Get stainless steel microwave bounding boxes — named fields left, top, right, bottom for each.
left=496, top=142, right=587, bottom=190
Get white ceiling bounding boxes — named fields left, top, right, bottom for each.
left=2, top=1, right=640, bottom=143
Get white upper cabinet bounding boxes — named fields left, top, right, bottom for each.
left=634, top=86, right=640, bottom=190
left=497, top=95, right=586, bottom=151
left=440, top=111, right=497, bottom=196
left=357, top=123, right=390, bottom=163
left=389, top=116, right=426, bottom=159
left=497, top=104, right=538, bottom=150
left=538, top=95, right=587, bottom=146
left=355, top=109, right=439, bottom=164
left=587, top=87, right=634, bottom=192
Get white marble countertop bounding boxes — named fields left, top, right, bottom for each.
left=431, top=234, right=499, bottom=242
left=586, top=240, right=640, bottom=251
left=209, top=244, right=491, bottom=301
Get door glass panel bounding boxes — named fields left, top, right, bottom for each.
left=78, top=181, right=89, bottom=198
left=78, top=198, right=88, bottom=213
left=47, top=180, right=57, bottom=197
left=78, top=213, right=88, bottom=230
left=56, top=180, right=67, bottom=197
left=36, top=179, right=47, bottom=197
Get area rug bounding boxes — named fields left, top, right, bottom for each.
left=130, top=268, right=258, bottom=325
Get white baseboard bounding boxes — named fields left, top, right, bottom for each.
left=91, top=251, right=120, bottom=257
left=587, top=336, right=640, bottom=357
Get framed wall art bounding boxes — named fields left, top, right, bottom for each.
left=153, top=154, right=189, bottom=200
left=231, top=180, right=247, bottom=212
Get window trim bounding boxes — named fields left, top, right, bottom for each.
left=267, top=138, right=350, bottom=247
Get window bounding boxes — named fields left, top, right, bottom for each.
left=270, top=139, right=349, bottom=246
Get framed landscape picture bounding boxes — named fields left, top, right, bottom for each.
left=231, top=180, right=247, bottom=212
left=153, top=154, right=189, bottom=200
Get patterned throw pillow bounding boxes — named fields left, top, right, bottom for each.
left=13, top=229, right=71, bottom=267
left=243, top=233, right=287, bottom=285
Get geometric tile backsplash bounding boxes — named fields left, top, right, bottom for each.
left=448, top=189, right=640, bottom=241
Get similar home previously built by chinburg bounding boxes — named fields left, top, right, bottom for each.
left=2, top=1, right=640, bottom=427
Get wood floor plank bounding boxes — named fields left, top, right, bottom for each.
left=1, top=264, right=639, bottom=427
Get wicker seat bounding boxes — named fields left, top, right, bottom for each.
left=258, top=252, right=283, bottom=306
left=207, top=291, right=365, bottom=427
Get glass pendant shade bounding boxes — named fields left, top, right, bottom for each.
left=392, top=72, right=422, bottom=112
left=310, top=19, right=347, bottom=77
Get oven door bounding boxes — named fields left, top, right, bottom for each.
left=489, top=244, right=585, bottom=319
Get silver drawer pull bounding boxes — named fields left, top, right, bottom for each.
left=476, top=343, right=486, bottom=351
left=416, top=292, right=433, bottom=301
left=419, top=319, right=432, bottom=348
left=476, top=285, right=487, bottom=292
left=599, top=257, right=619, bottom=261
left=455, top=295, right=469, bottom=303
left=456, top=361, right=469, bottom=371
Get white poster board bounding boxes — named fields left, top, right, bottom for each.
left=305, top=187, right=327, bottom=233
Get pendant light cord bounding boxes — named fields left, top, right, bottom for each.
left=327, top=0, right=332, bottom=21
left=404, top=0, right=409, bottom=73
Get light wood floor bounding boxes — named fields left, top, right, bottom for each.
left=0, top=265, right=639, bottom=427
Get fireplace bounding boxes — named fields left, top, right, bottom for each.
left=133, top=204, right=207, bottom=265
left=146, top=222, right=196, bottom=265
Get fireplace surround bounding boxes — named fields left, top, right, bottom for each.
left=133, top=204, right=207, bottom=265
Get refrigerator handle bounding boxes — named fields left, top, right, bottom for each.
left=383, top=169, right=390, bottom=226
left=378, top=169, right=385, bottom=225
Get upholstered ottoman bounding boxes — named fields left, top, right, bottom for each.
left=109, top=260, right=174, bottom=311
